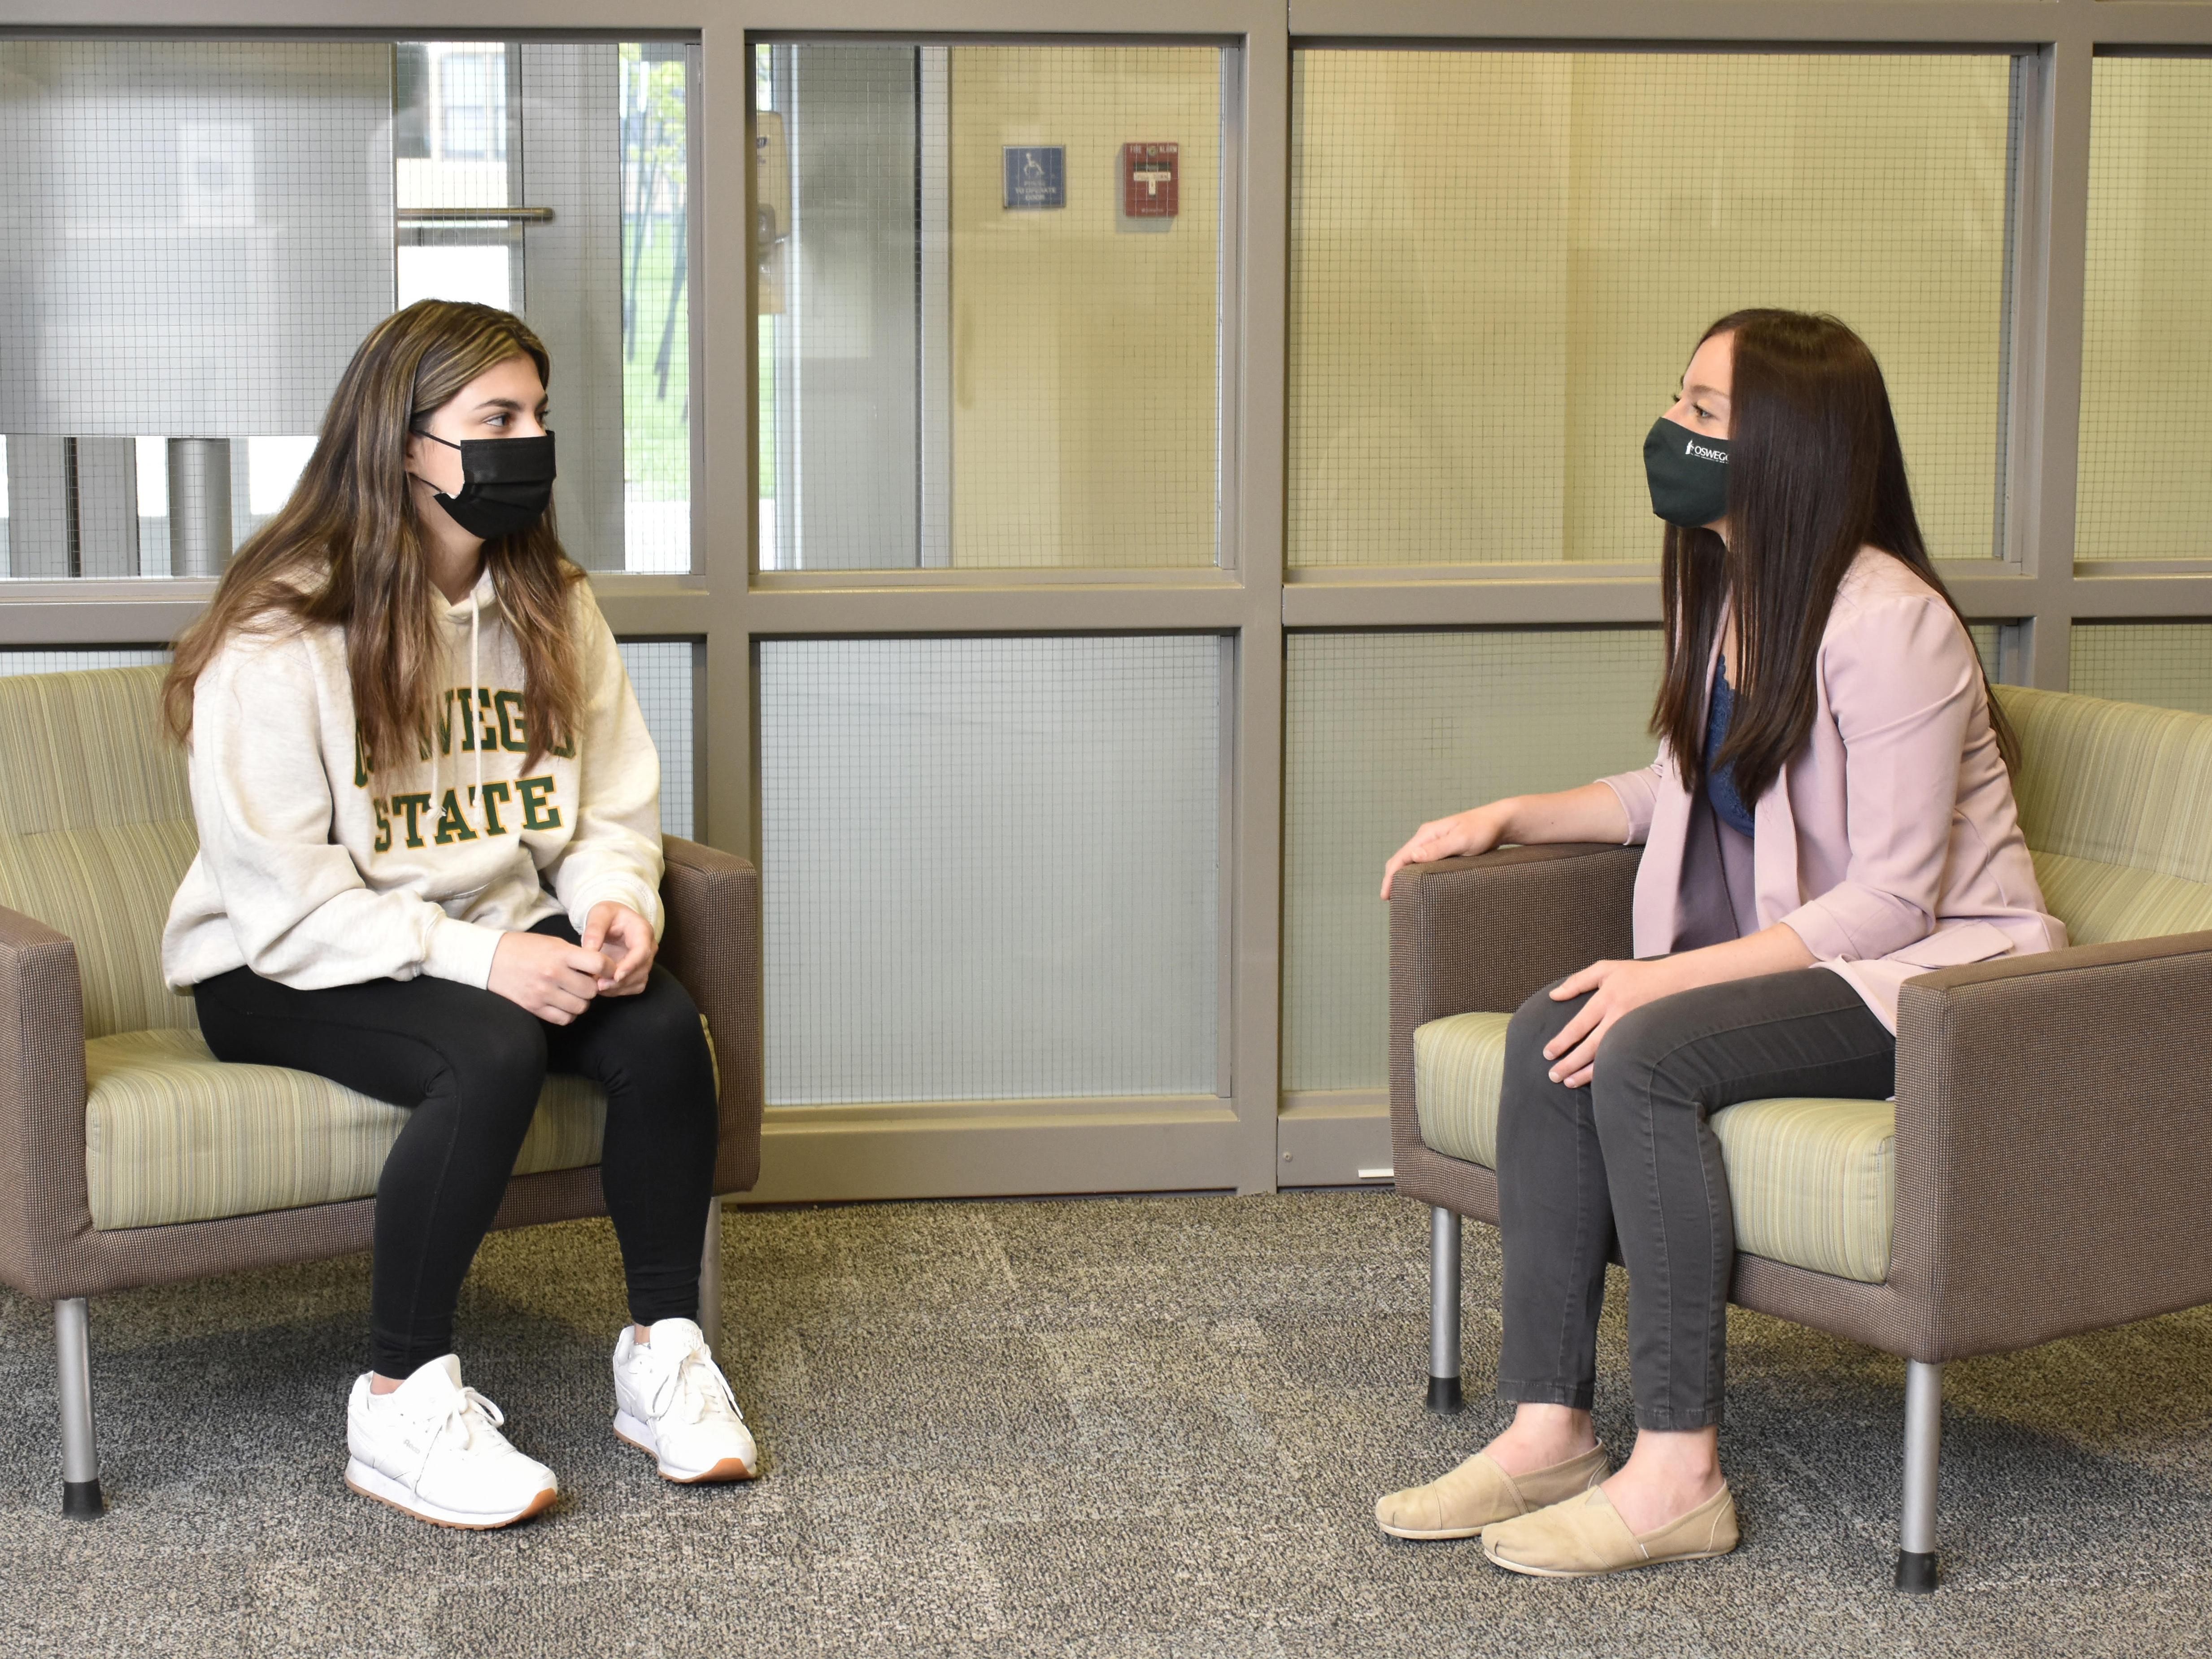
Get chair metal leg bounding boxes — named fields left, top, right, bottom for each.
left=1895, top=1359, right=1942, bottom=1593
left=1426, top=1206, right=1463, bottom=1412
left=698, top=1195, right=723, bottom=1357
left=54, top=1298, right=104, bottom=1518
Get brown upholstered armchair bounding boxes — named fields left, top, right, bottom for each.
left=1389, top=684, right=2212, bottom=1592
left=0, top=666, right=763, bottom=1517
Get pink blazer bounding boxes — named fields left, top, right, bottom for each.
left=1598, top=548, right=2065, bottom=1032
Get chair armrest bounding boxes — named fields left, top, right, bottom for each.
left=1890, top=928, right=2212, bottom=1360
left=658, top=838, right=764, bottom=1196
left=1387, top=844, right=1640, bottom=1163
left=0, top=905, right=91, bottom=1300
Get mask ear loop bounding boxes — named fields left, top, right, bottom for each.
left=403, top=423, right=458, bottom=505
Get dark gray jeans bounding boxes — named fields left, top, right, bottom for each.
left=1495, top=968, right=1895, bottom=1432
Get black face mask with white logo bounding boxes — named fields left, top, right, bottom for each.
left=1642, top=417, right=1729, bottom=529
left=413, top=430, right=557, bottom=541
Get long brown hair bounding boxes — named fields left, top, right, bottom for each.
left=165, top=300, right=584, bottom=772
left=1652, top=308, right=2016, bottom=806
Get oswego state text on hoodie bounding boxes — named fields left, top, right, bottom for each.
left=162, top=571, right=662, bottom=993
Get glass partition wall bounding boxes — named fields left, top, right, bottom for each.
left=745, top=35, right=1261, bottom=1198
left=755, top=42, right=1228, bottom=572
left=8, top=3, right=2212, bottom=1202
left=0, top=37, right=692, bottom=578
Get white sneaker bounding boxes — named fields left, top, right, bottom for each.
left=612, top=1319, right=758, bottom=1484
left=345, top=1355, right=558, bottom=1529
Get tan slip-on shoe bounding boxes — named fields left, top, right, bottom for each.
left=1373, top=1445, right=1608, bottom=1540
left=1479, top=1482, right=1737, bottom=1577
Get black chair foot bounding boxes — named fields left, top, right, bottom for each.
left=61, top=1478, right=105, bottom=1519
left=1425, top=1374, right=1463, bottom=1414
left=1894, top=1549, right=1937, bottom=1594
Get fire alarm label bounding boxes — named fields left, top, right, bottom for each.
left=1123, top=143, right=1179, bottom=218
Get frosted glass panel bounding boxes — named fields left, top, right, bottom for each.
left=0, top=41, right=395, bottom=437
left=1289, top=51, right=2014, bottom=566
left=2079, top=59, right=2212, bottom=561
left=0, top=39, right=688, bottom=578
left=2070, top=623, right=2212, bottom=717
left=761, top=636, right=1222, bottom=1104
left=615, top=640, right=695, bottom=840
left=1283, top=630, right=1663, bottom=1092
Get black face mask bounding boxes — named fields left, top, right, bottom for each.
left=1643, top=417, right=1729, bottom=529
left=414, top=430, right=557, bottom=541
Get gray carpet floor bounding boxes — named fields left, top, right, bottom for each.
left=2, top=1189, right=2209, bottom=1657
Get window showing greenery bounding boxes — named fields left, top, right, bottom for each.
left=621, top=43, right=690, bottom=574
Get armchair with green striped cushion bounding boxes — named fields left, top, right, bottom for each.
left=1388, top=684, right=2212, bottom=1593
left=0, top=666, right=763, bottom=1516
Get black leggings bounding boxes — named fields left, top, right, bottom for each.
left=195, top=916, right=720, bottom=1378
left=1495, top=968, right=1895, bottom=1432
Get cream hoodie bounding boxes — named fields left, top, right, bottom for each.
left=162, top=569, right=663, bottom=992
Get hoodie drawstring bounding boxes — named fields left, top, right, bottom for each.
left=469, top=588, right=484, bottom=830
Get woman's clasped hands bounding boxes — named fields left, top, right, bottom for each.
left=486, top=901, right=658, bottom=1024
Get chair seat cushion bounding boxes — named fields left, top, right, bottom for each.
left=1413, top=1011, right=1514, bottom=1169
left=84, top=1029, right=608, bottom=1231
left=1412, top=1012, right=1897, bottom=1284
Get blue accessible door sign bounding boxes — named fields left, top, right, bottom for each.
left=1003, top=146, right=1066, bottom=209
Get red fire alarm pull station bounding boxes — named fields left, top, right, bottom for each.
left=1123, top=142, right=1179, bottom=218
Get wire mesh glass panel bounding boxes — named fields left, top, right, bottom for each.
left=0, top=648, right=170, bottom=676
left=0, top=38, right=690, bottom=579
left=1283, top=629, right=1663, bottom=1093
left=0, top=42, right=389, bottom=580
left=2079, top=58, right=2212, bottom=562
left=761, top=636, right=1222, bottom=1105
left=1288, top=51, right=2016, bottom=566
left=0, top=43, right=393, bottom=441
left=2069, top=623, right=2212, bottom=716
left=756, top=42, right=1223, bottom=570
left=1968, top=622, right=2002, bottom=685
left=615, top=640, right=695, bottom=841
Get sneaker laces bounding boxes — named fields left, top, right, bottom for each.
left=397, top=1384, right=510, bottom=1489
left=644, top=1337, right=744, bottom=1429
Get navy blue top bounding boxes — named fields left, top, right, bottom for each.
left=1704, top=655, right=1757, bottom=838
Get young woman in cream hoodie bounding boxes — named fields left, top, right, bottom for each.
left=162, top=300, right=753, bottom=1529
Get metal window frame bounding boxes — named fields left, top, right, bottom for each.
left=4, top=0, right=2211, bottom=1200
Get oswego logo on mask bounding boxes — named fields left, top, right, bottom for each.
left=1644, top=417, right=1730, bottom=528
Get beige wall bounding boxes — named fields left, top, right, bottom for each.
left=948, top=46, right=1219, bottom=568
left=1289, top=51, right=2012, bottom=566
left=2077, top=58, right=2212, bottom=562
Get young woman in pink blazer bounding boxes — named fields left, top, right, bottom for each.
left=1372, top=309, right=2064, bottom=1578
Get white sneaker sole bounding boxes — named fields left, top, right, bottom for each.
left=612, top=1409, right=757, bottom=1484
left=344, top=1457, right=557, bottom=1530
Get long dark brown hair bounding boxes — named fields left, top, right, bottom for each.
left=1652, top=308, right=2015, bottom=806
left=165, top=300, right=584, bottom=772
